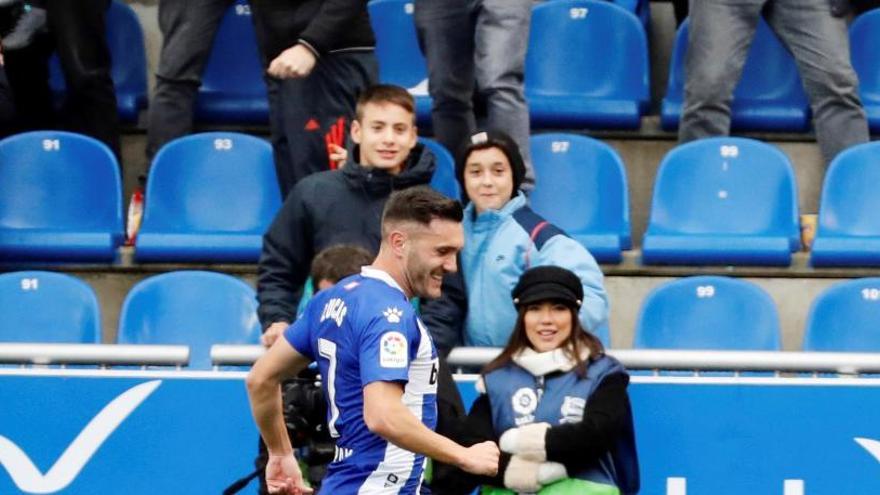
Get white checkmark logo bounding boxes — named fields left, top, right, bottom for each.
left=0, top=380, right=161, bottom=494
left=856, top=437, right=880, bottom=464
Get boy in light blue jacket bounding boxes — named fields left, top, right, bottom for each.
left=421, top=130, right=608, bottom=355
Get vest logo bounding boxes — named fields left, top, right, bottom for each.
left=560, top=396, right=585, bottom=424
left=0, top=380, right=161, bottom=494
left=512, top=387, right=538, bottom=425
left=320, top=298, right=348, bottom=327
left=383, top=307, right=403, bottom=324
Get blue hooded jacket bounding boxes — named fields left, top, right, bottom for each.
left=421, top=192, right=609, bottom=353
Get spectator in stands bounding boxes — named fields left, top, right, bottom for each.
left=0, top=1, right=45, bottom=50
left=680, top=0, right=869, bottom=165
left=0, top=41, right=14, bottom=131
left=414, top=0, right=535, bottom=188
left=421, top=130, right=608, bottom=357
left=456, top=266, right=639, bottom=494
left=144, top=1, right=235, bottom=175
left=249, top=0, right=377, bottom=198
left=257, top=84, right=436, bottom=347
left=2, top=0, right=120, bottom=159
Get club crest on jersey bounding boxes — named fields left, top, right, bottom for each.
left=320, top=298, right=347, bottom=327
left=380, top=331, right=407, bottom=368
left=512, top=387, right=538, bottom=425
left=383, top=307, right=403, bottom=323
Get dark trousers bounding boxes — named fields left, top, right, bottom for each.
left=145, top=0, right=234, bottom=164
left=3, top=0, right=119, bottom=159
left=263, top=51, right=377, bottom=198
left=0, top=65, right=14, bottom=133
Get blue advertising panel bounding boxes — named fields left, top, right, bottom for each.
left=2, top=370, right=880, bottom=494
left=0, top=369, right=258, bottom=494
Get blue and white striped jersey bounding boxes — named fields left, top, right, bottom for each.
left=285, top=266, right=439, bottom=494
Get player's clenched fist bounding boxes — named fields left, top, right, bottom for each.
left=458, top=441, right=501, bottom=476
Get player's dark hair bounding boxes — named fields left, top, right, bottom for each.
left=381, top=187, right=463, bottom=235
left=310, top=244, right=375, bottom=285
left=355, top=84, right=415, bottom=123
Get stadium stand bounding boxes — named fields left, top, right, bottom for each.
left=526, top=0, right=649, bottom=129
left=0, top=131, right=124, bottom=262
left=48, top=0, right=148, bottom=122
left=367, top=0, right=432, bottom=124
left=529, top=133, right=631, bottom=263
left=641, top=137, right=800, bottom=266
left=0, top=271, right=101, bottom=344
left=117, top=270, right=261, bottom=369
left=811, top=141, right=880, bottom=267
left=804, top=278, right=880, bottom=352
left=849, top=8, right=880, bottom=134
left=134, top=132, right=280, bottom=263
left=194, top=0, right=269, bottom=124
left=634, top=276, right=781, bottom=350
left=661, top=18, right=811, bottom=132
left=421, top=137, right=460, bottom=201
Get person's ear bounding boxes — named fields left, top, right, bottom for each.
left=389, top=230, right=407, bottom=257
left=351, top=119, right=362, bottom=144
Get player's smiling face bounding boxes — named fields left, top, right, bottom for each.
left=404, top=218, right=464, bottom=299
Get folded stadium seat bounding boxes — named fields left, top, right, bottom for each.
left=48, top=0, right=148, bottom=122
left=0, top=271, right=101, bottom=343
left=194, top=0, right=269, bottom=124
left=634, top=276, right=781, bottom=350
left=529, top=133, right=631, bottom=263
left=526, top=0, right=649, bottom=129
left=661, top=18, right=811, bottom=132
left=811, top=142, right=880, bottom=267
left=421, top=138, right=460, bottom=201
left=804, top=278, right=880, bottom=352
left=0, top=131, right=123, bottom=262
left=135, top=133, right=280, bottom=263
left=368, top=0, right=432, bottom=124
left=118, top=271, right=261, bottom=369
left=849, top=9, right=880, bottom=134
left=642, top=137, right=800, bottom=266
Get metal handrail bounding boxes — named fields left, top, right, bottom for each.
left=0, top=343, right=190, bottom=366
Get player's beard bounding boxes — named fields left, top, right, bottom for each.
left=404, top=249, right=444, bottom=299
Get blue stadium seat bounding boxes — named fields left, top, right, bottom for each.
left=118, top=271, right=261, bottom=369
left=634, top=276, right=781, bottom=350
left=135, top=133, right=280, bottom=262
left=421, top=138, right=460, bottom=201
left=609, top=0, right=649, bottom=29
left=48, top=0, right=148, bottom=122
left=0, top=131, right=123, bottom=262
left=0, top=271, right=100, bottom=343
left=804, top=278, right=880, bottom=352
left=661, top=18, right=810, bottom=132
left=529, top=133, right=630, bottom=263
left=526, top=0, right=649, bottom=129
left=642, top=137, right=800, bottom=266
left=811, top=142, right=880, bottom=267
left=368, top=0, right=432, bottom=124
left=195, top=0, right=268, bottom=124
left=850, top=9, right=880, bottom=134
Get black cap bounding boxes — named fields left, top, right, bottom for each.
left=512, top=266, right=583, bottom=309
left=456, top=130, right=527, bottom=202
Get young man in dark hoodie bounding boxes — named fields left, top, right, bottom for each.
left=258, top=84, right=437, bottom=347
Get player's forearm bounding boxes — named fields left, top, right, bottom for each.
left=366, top=399, right=467, bottom=466
left=248, top=381, right=294, bottom=455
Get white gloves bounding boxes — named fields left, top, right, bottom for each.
left=499, top=422, right=551, bottom=462
left=503, top=455, right=568, bottom=493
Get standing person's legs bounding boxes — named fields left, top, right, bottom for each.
left=270, top=51, right=377, bottom=198
left=45, top=0, right=120, bottom=159
left=415, top=0, right=477, bottom=157
left=767, top=0, right=869, bottom=164
left=474, top=0, right=533, bottom=186
left=2, top=31, right=55, bottom=132
left=678, top=0, right=764, bottom=143
left=145, top=0, right=232, bottom=165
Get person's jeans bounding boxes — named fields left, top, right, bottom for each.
left=680, top=0, right=869, bottom=164
left=415, top=0, right=534, bottom=184
left=145, top=0, right=234, bottom=164
left=265, top=51, right=377, bottom=198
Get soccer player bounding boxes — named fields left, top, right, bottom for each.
left=247, top=187, right=500, bottom=494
